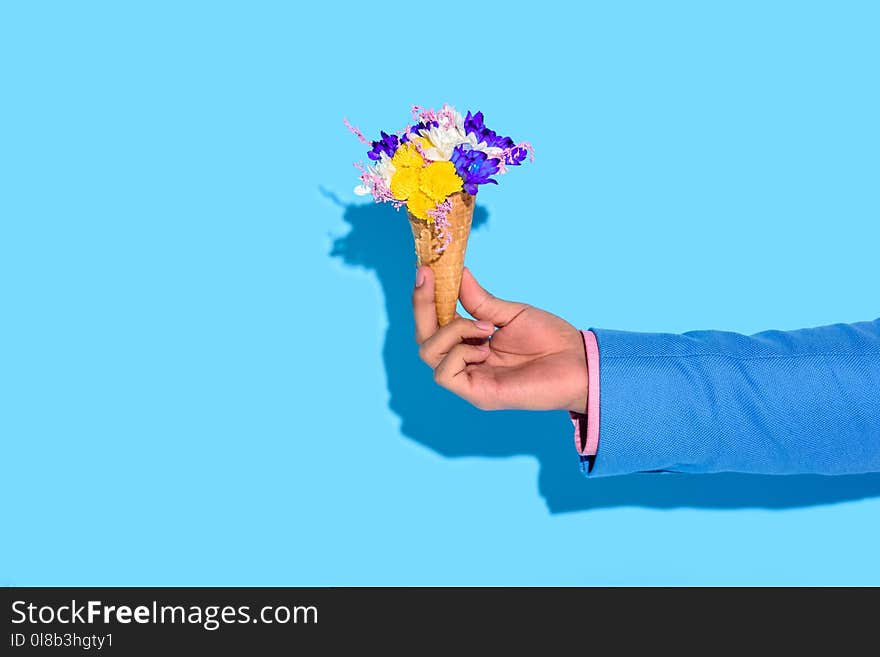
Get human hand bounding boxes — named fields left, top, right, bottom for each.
left=412, top=267, right=588, bottom=413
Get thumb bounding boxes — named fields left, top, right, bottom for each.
left=459, top=268, right=526, bottom=327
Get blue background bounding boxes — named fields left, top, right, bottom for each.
left=2, top=1, right=878, bottom=585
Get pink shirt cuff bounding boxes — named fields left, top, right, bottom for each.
left=570, top=329, right=600, bottom=457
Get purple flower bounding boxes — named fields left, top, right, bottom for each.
left=464, top=110, right=515, bottom=151
left=451, top=145, right=500, bottom=195
left=400, top=120, right=439, bottom=143
left=367, top=131, right=399, bottom=161
left=464, top=110, right=487, bottom=137
left=505, top=146, right=528, bottom=166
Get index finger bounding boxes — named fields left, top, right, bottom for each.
left=412, top=266, right=439, bottom=344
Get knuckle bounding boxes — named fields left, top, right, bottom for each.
left=418, top=344, right=430, bottom=362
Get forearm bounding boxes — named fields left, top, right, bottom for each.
left=577, top=319, right=880, bottom=476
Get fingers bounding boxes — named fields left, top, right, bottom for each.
left=412, top=266, right=438, bottom=344
left=433, top=343, right=491, bottom=398
left=418, top=316, right=494, bottom=368
left=459, top=268, right=527, bottom=327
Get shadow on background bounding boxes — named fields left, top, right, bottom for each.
left=326, top=189, right=880, bottom=512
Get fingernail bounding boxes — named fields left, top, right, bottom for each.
left=475, top=320, right=493, bottom=331
left=477, top=342, right=490, bottom=351
left=415, top=269, right=425, bottom=288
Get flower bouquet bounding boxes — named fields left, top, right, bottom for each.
left=346, top=104, right=532, bottom=325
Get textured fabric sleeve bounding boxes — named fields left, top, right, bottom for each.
left=586, top=318, right=880, bottom=477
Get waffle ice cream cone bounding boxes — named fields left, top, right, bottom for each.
left=408, top=191, right=474, bottom=326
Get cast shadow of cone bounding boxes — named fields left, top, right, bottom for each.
left=326, top=188, right=880, bottom=512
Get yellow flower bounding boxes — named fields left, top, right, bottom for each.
left=406, top=190, right=437, bottom=222
left=419, top=161, right=463, bottom=202
left=391, top=141, right=426, bottom=169
left=390, top=166, right=420, bottom=201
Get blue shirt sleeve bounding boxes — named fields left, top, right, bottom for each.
left=588, top=319, right=880, bottom=476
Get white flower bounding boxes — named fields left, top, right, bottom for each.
left=375, top=154, right=395, bottom=181
left=353, top=154, right=396, bottom=196
left=419, top=124, right=467, bottom=161
left=472, top=141, right=506, bottom=161
left=416, top=106, right=507, bottom=164
left=413, top=107, right=471, bottom=161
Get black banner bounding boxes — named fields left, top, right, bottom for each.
left=2, top=587, right=586, bottom=652
left=1, top=586, right=868, bottom=652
